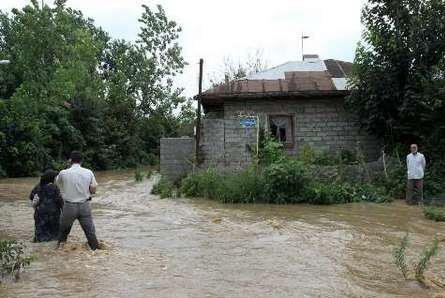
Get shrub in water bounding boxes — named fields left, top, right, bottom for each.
left=424, top=207, right=445, bottom=222
left=353, top=183, right=393, bottom=203
left=151, top=177, right=175, bottom=199
left=262, top=159, right=308, bottom=204
left=215, top=167, right=265, bottom=203
left=258, top=134, right=286, bottom=165
left=180, top=159, right=392, bottom=205
left=305, top=182, right=357, bottom=205
left=181, top=168, right=220, bottom=199
left=0, top=240, right=34, bottom=281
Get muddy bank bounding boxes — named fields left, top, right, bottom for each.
left=1, top=172, right=445, bottom=297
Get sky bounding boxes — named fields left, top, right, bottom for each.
left=1, top=0, right=365, bottom=97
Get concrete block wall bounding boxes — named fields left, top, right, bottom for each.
left=200, top=97, right=380, bottom=168
left=200, top=119, right=257, bottom=169
left=223, top=98, right=381, bottom=159
left=160, top=137, right=195, bottom=181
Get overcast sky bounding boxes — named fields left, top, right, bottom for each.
left=1, top=0, right=364, bottom=97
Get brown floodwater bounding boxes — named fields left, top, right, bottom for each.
left=1, top=170, right=445, bottom=298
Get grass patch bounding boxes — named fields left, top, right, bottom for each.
left=424, top=207, right=445, bottom=222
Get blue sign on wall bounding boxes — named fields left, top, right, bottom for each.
left=240, top=117, right=257, bottom=128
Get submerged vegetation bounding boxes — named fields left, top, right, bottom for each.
left=134, top=167, right=145, bottom=182
left=180, top=137, right=393, bottom=204
left=424, top=207, right=445, bottom=222
left=393, top=234, right=409, bottom=280
left=151, top=177, right=175, bottom=199
left=415, top=239, right=440, bottom=283
left=393, top=235, right=441, bottom=286
left=0, top=240, right=34, bottom=282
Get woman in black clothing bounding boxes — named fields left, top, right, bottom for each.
left=29, top=170, right=64, bottom=242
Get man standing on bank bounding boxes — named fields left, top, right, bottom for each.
left=56, top=151, right=99, bottom=250
left=406, top=144, right=426, bottom=205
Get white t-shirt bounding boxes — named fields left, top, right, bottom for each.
left=406, top=152, right=426, bottom=179
left=56, top=164, right=98, bottom=203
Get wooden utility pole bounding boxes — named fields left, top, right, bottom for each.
left=195, top=59, right=204, bottom=163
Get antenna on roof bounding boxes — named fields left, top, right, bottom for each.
left=301, top=33, right=310, bottom=61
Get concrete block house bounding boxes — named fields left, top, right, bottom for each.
left=197, top=55, right=380, bottom=169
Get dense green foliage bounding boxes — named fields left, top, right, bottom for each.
left=181, top=164, right=392, bottom=205
left=0, top=1, right=193, bottom=177
left=424, top=207, right=445, bottom=222
left=0, top=240, right=34, bottom=281
left=347, top=0, right=445, bottom=160
left=181, top=137, right=392, bottom=205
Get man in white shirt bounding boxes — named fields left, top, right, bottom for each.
left=406, top=144, right=426, bottom=205
left=56, top=151, right=99, bottom=250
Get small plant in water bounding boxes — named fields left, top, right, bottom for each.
left=415, top=238, right=440, bottom=283
left=393, top=235, right=441, bottom=286
left=393, top=233, right=409, bottom=279
left=0, top=240, right=34, bottom=281
left=134, top=167, right=144, bottom=182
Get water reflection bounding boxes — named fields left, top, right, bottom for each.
left=0, top=171, right=444, bottom=297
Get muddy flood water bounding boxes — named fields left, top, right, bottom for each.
left=1, top=171, right=445, bottom=298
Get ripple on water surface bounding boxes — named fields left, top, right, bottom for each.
left=1, top=172, right=445, bottom=297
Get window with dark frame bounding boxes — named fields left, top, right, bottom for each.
left=268, top=115, right=294, bottom=146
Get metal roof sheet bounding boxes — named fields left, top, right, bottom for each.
left=245, top=59, right=327, bottom=80
left=201, top=57, right=353, bottom=100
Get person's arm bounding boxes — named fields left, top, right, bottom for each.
left=29, top=185, right=40, bottom=208
left=89, top=172, right=98, bottom=194
left=29, top=185, right=37, bottom=201
left=406, top=155, right=410, bottom=174
left=421, top=154, right=426, bottom=171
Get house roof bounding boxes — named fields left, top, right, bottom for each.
left=198, top=57, right=353, bottom=105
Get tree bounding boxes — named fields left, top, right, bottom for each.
left=0, top=0, right=108, bottom=176
left=209, top=49, right=268, bottom=87
left=347, top=0, right=445, bottom=159
left=0, top=1, right=191, bottom=177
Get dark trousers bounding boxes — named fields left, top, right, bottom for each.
left=58, top=201, right=99, bottom=250
left=406, top=179, right=424, bottom=205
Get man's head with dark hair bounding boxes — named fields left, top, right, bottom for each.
left=70, top=151, right=83, bottom=164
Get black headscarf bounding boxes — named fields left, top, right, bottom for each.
left=40, top=170, right=58, bottom=187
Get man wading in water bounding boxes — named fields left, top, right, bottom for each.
left=56, top=151, right=99, bottom=250
left=406, top=144, right=426, bottom=205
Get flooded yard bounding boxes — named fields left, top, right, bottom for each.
left=1, top=171, right=445, bottom=297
